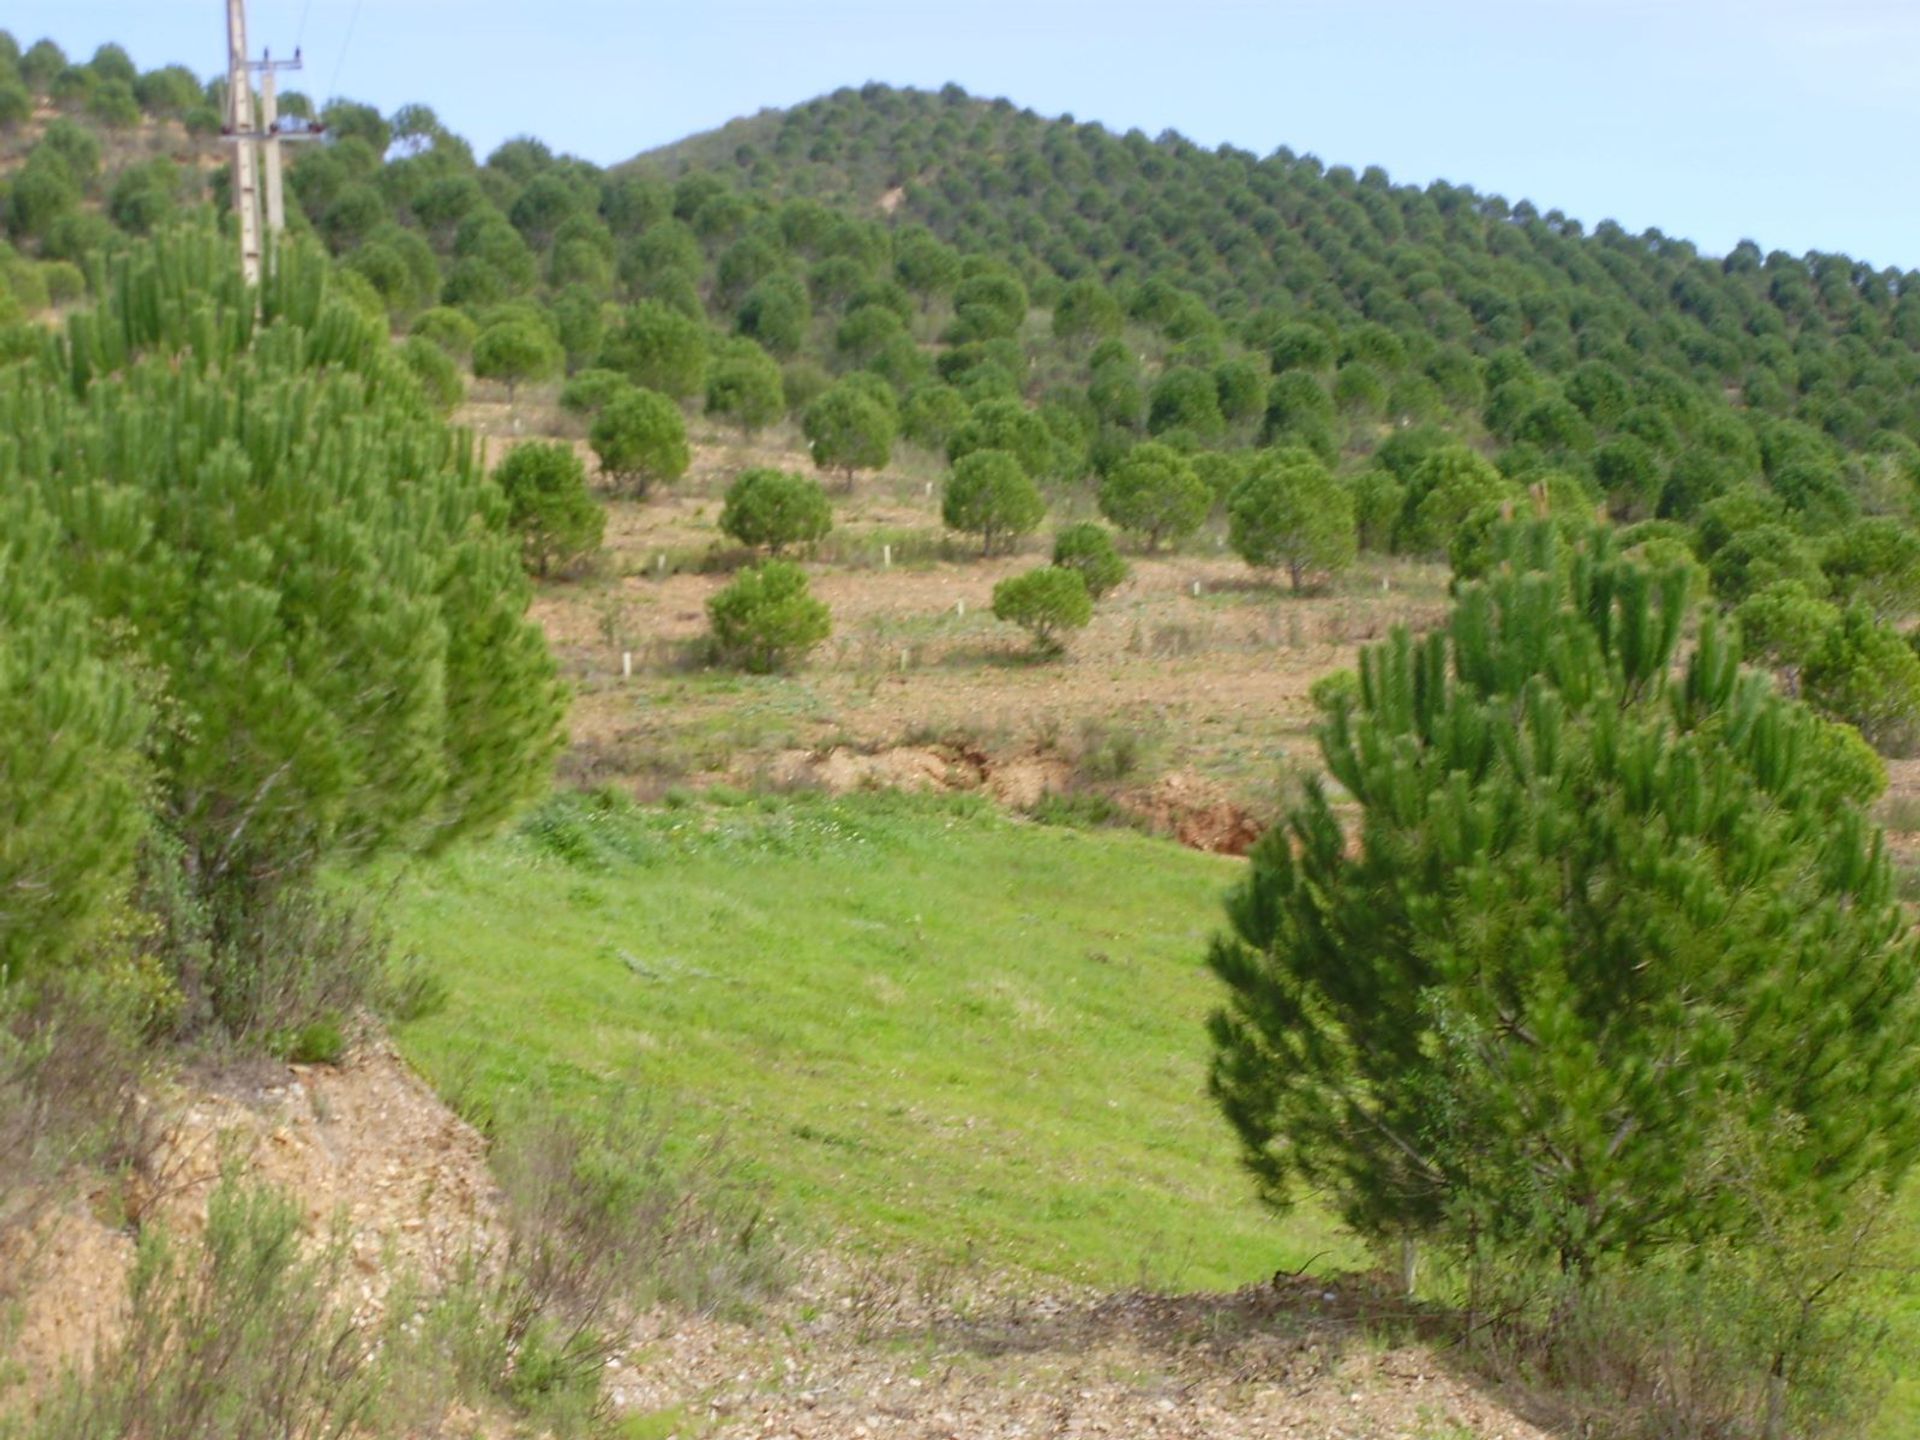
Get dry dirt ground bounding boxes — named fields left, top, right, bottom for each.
left=3, top=1039, right=1550, bottom=1440
left=465, top=396, right=1455, bottom=847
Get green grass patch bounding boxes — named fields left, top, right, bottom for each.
left=385, top=788, right=1355, bottom=1290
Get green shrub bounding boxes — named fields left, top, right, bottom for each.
left=590, top=386, right=689, bottom=498
left=410, top=305, right=479, bottom=360
left=1097, top=442, right=1210, bottom=551
left=1306, top=667, right=1359, bottom=714
left=1226, top=447, right=1357, bottom=590
left=991, top=566, right=1092, bottom=654
left=273, top=1015, right=347, bottom=1065
left=1050, top=522, right=1129, bottom=598
left=704, top=339, right=785, bottom=432
left=557, top=367, right=629, bottom=416
left=493, top=440, right=605, bottom=578
left=707, top=561, right=831, bottom=672
left=718, top=468, right=833, bottom=556
left=942, top=448, right=1045, bottom=556
left=24, top=1171, right=386, bottom=1438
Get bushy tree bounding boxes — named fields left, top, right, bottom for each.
left=947, top=397, right=1053, bottom=478
left=942, top=448, right=1045, bottom=556
left=1098, top=442, right=1209, bottom=551
left=411, top=306, right=479, bottom=360
left=590, top=387, right=689, bottom=497
left=1227, top=449, right=1357, bottom=590
left=718, top=468, right=832, bottom=555
left=901, top=382, right=969, bottom=452
left=1051, top=522, right=1129, bottom=598
left=991, top=566, right=1092, bottom=655
left=494, top=441, right=604, bottom=578
left=472, top=319, right=560, bottom=404
left=1400, top=444, right=1517, bottom=555
left=599, top=300, right=708, bottom=398
left=1801, top=603, right=1920, bottom=754
left=707, top=560, right=831, bottom=672
left=1148, top=366, right=1226, bottom=440
left=1208, top=523, right=1920, bottom=1295
left=557, top=368, right=629, bottom=417
left=803, top=382, right=894, bottom=483
left=12, top=230, right=562, bottom=956
left=1052, top=278, right=1122, bottom=347
left=1822, top=517, right=1920, bottom=619
left=736, top=273, right=810, bottom=356
left=397, top=334, right=464, bottom=413
left=703, top=338, right=785, bottom=433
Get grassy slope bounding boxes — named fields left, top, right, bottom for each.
left=387, top=790, right=1358, bottom=1291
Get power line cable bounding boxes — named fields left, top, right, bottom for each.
left=325, top=0, right=363, bottom=102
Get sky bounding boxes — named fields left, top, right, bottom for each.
left=14, top=1, right=1920, bottom=270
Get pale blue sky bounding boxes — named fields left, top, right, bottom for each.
left=15, top=2, right=1919, bottom=269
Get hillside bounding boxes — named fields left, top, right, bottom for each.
left=5, top=28, right=1920, bottom=1440
left=629, top=83, right=1920, bottom=453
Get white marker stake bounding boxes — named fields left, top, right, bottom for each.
left=622, top=651, right=632, bottom=680
left=957, top=599, right=966, bottom=617
left=883, top=543, right=892, bottom=569
left=1192, top=580, right=1202, bottom=597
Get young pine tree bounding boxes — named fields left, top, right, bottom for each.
left=1207, top=521, right=1920, bottom=1282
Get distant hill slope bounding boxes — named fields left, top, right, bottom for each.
left=630, top=83, right=1920, bottom=446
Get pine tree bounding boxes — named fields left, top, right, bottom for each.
left=8, top=226, right=563, bottom=936
left=1207, top=522, right=1920, bottom=1278
left=0, top=493, right=147, bottom=974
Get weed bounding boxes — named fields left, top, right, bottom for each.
left=21, top=1170, right=385, bottom=1440
left=1074, top=716, right=1160, bottom=782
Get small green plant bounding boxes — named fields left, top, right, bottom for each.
left=23, top=1170, right=386, bottom=1439
left=1306, top=667, right=1359, bottom=715
left=718, top=468, right=833, bottom=556
left=707, top=561, right=832, bottom=673
left=274, top=1015, right=347, bottom=1065
left=992, top=566, right=1093, bottom=655
left=1051, top=522, right=1129, bottom=598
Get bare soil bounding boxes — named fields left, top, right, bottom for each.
left=4, top=1036, right=1549, bottom=1440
